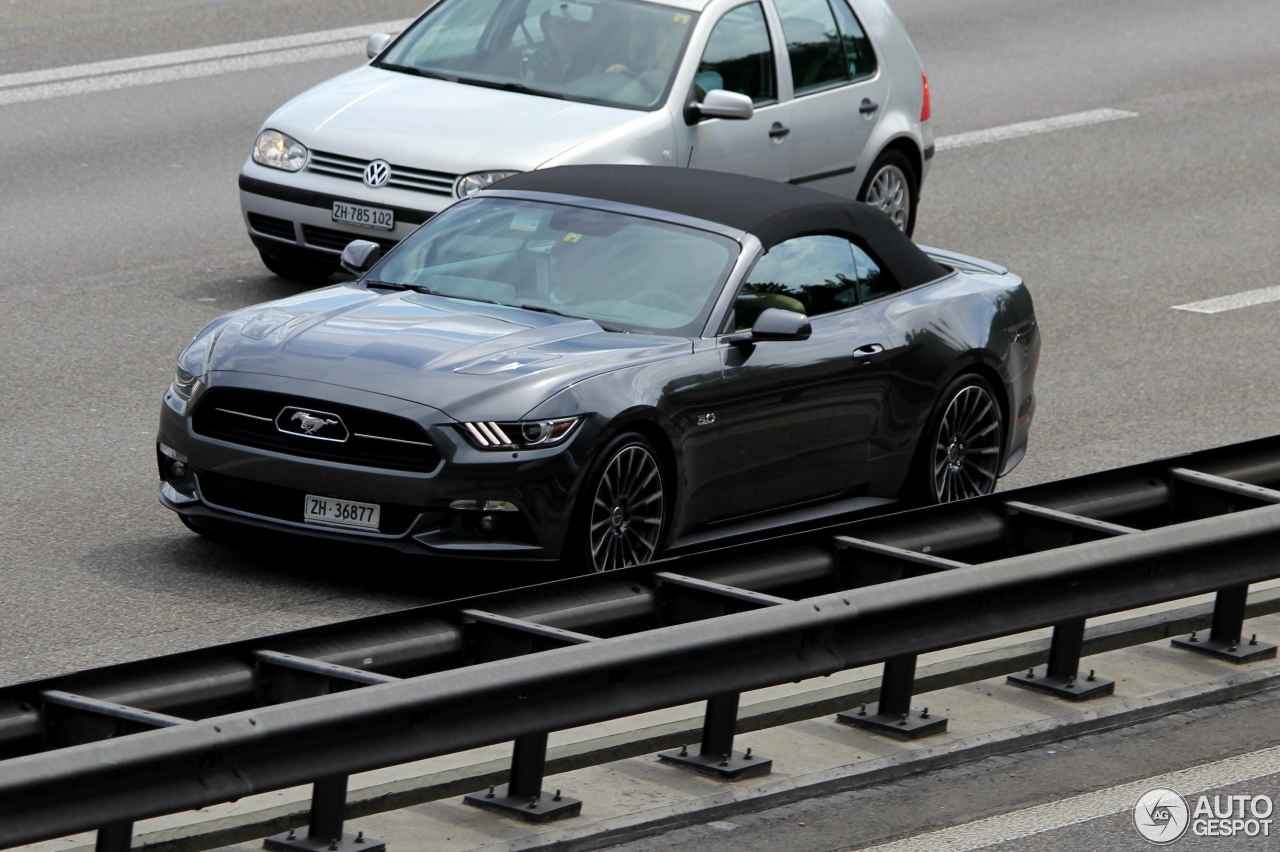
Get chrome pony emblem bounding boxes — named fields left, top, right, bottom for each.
left=363, top=160, right=391, bottom=188
left=276, top=406, right=349, bottom=442
left=292, top=411, right=338, bottom=434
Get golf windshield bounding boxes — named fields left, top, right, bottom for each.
left=377, top=0, right=697, bottom=109
left=367, top=197, right=739, bottom=336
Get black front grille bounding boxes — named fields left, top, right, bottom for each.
left=302, top=225, right=399, bottom=253
left=196, top=470, right=422, bottom=535
left=192, top=388, right=440, bottom=473
left=247, top=213, right=296, bottom=242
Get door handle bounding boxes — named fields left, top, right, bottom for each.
left=859, top=98, right=879, bottom=116
left=852, top=343, right=885, bottom=359
left=769, top=122, right=791, bottom=139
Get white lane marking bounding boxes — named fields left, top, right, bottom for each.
left=935, top=108, right=1138, bottom=152
left=1173, top=285, right=1280, bottom=314
left=0, top=18, right=414, bottom=106
left=853, top=742, right=1280, bottom=852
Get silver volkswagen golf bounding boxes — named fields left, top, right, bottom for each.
left=240, top=0, right=933, bottom=282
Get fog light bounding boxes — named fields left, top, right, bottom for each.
left=479, top=514, right=496, bottom=533
left=170, top=461, right=187, bottom=479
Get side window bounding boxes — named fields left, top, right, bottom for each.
left=732, top=235, right=860, bottom=329
left=696, top=3, right=777, bottom=104
left=853, top=243, right=897, bottom=303
left=829, top=0, right=877, bottom=80
left=773, top=0, right=845, bottom=93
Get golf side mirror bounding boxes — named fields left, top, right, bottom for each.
left=340, top=240, right=382, bottom=275
left=367, top=33, right=392, bottom=59
left=727, top=308, right=812, bottom=346
left=692, top=89, right=754, bottom=121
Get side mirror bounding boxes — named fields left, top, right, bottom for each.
left=691, top=89, right=754, bottom=122
left=340, top=240, right=382, bottom=275
left=367, top=33, right=392, bottom=59
left=727, top=308, right=812, bottom=346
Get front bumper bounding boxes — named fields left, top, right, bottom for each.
left=239, top=161, right=455, bottom=266
left=157, top=372, right=592, bottom=559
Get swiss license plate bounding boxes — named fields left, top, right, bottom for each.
left=331, top=201, right=394, bottom=231
left=304, top=494, right=381, bottom=530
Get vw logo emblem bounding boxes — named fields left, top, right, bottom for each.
left=363, top=160, right=391, bottom=188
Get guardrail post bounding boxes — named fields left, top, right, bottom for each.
left=1007, top=617, right=1114, bottom=700
left=837, top=655, right=947, bottom=740
left=95, top=821, right=132, bottom=852
left=658, top=691, right=772, bottom=780
left=1171, top=584, right=1277, bottom=663
left=265, top=775, right=385, bottom=852
left=464, top=732, right=582, bottom=823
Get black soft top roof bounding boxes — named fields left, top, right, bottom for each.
left=492, top=165, right=949, bottom=289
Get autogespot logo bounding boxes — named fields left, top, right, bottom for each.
left=1134, top=788, right=1190, bottom=844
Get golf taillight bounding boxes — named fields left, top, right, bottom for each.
left=921, top=72, right=931, bottom=122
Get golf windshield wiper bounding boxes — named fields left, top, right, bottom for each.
left=450, top=76, right=567, bottom=100
left=373, top=62, right=452, bottom=82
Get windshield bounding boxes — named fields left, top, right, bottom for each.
left=377, top=0, right=696, bottom=110
left=367, top=197, right=739, bottom=336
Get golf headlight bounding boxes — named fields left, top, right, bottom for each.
left=252, top=129, right=309, bottom=172
left=454, top=171, right=521, bottom=198
left=458, top=417, right=581, bottom=450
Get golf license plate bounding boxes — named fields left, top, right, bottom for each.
left=331, top=201, right=394, bottom=231
left=304, top=494, right=380, bottom=530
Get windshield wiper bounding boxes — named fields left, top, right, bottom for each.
left=365, top=280, right=443, bottom=297
left=373, top=62, right=452, bottom=82
left=450, top=76, right=567, bottom=100
left=515, top=303, right=625, bottom=332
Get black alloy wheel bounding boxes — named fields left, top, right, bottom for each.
left=581, top=433, right=667, bottom=572
left=926, top=375, right=1003, bottom=503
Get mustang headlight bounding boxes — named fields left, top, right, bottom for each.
left=252, top=129, right=309, bottom=172
left=454, top=171, right=521, bottom=199
left=458, top=417, right=581, bottom=450
left=172, top=364, right=199, bottom=400
left=171, top=324, right=223, bottom=401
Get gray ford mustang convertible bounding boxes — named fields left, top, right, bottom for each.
left=158, top=166, right=1039, bottom=571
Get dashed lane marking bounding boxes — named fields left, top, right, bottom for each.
left=934, top=108, right=1138, bottom=152
left=0, top=19, right=413, bottom=106
left=1173, top=285, right=1280, bottom=314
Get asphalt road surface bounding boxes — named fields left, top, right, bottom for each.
left=2, top=3, right=1280, bottom=836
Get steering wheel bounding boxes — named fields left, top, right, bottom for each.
left=626, top=288, right=687, bottom=314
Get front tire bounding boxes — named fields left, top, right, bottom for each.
left=858, top=149, right=919, bottom=236
left=913, top=374, right=1004, bottom=504
left=258, top=250, right=338, bottom=285
left=572, top=432, right=668, bottom=572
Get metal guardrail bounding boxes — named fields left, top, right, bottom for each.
left=5, top=437, right=1280, bottom=852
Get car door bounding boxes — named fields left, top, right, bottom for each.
left=682, top=1, right=792, bottom=181
left=693, top=234, right=892, bottom=521
left=774, top=0, right=888, bottom=196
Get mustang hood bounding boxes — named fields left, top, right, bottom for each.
left=267, top=66, right=647, bottom=174
left=206, top=286, right=689, bottom=420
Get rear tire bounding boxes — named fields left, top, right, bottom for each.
left=258, top=250, right=338, bottom=285
left=858, top=149, right=919, bottom=237
left=567, top=432, right=668, bottom=572
left=906, top=374, right=1004, bottom=504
